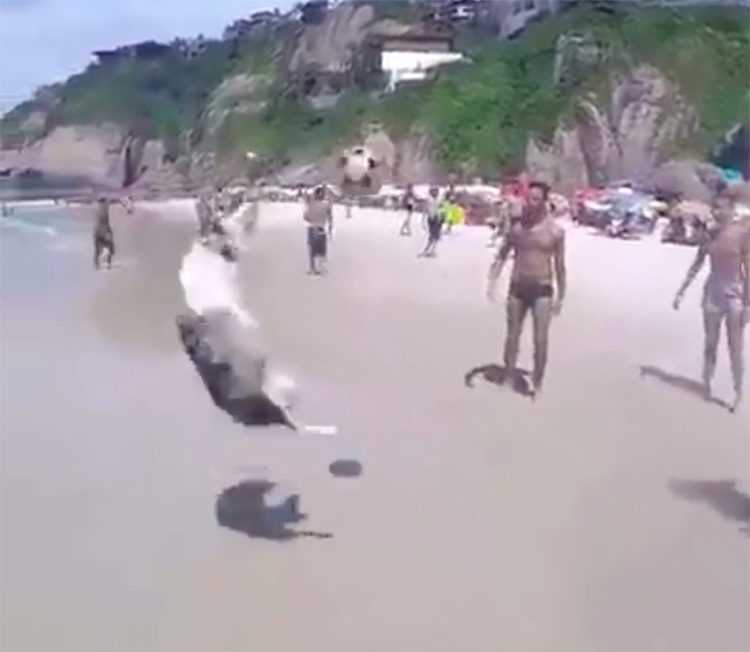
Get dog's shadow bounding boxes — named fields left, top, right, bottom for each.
left=464, top=364, right=534, bottom=398
left=215, top=480, right=332, bottom=541
left=639, top=365, right=733, bottom=412
left=669, top=479, right=750, bottom=536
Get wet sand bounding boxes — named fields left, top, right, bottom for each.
left=1, top=201, right=748, bottom=650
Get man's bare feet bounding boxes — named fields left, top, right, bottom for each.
left=730, top=392, right=742, bottom=413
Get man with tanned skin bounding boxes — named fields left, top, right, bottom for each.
left=304, top=185, right=334, bottom=275
left=399, top=183, right=416, bottom=236
left=418, top=186, right=443, bottom=258
left=487, top=180, right=566, bottom=397
left=673, top=189, right=750, bottom=412
left=93, top=196, right=115, bottom=270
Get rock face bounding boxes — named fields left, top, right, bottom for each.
left=0, top=123, right=181, bottom=192
left=0, top=124, right=128, bottom=187
left=287, top=3, right=375, bottom=79
left=395, top=130, right=442, bottom=184
left=527, top=64, right=698, bottom=193
left=553, top=30, right=607, bottom=86
left=650, top=159, right=725, bottom=202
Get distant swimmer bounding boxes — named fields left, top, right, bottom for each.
left=673, top=189, right=749, bottom=411
left=418, top=186, right=443, bottom=258
left=399, top=183, right=416, bottom=236
left=487, top=181, right=566, bottom=397
left=93, top=196, right=115, bottom=270
left=304, top=185, right=333, bottom=275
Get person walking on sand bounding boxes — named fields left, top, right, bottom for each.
left=304, top=185, right=333, bottom=275
left=487, top=181, right=567, bottom=397
left=443, top=182, right=458, bottom=235
left=93, top=196, right=115, bottom=270
left=419, top=186, right=444, bottom=258
left=673, top=188, right=749, bottom=412
left=399, top=183, right=416, bottom=236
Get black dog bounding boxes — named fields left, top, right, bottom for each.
left=176, top=310, right=295, bottom=429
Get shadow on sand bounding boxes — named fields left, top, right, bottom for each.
left=464, top=364, right=534, bottom=398
left=639, top=365, right=733, bottom=412
left=216, top=480, right=333, bottom=541
left=669, top=479, right=750, bottom=535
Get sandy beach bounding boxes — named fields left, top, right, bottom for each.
left=1, top=199, right=748, bottom=651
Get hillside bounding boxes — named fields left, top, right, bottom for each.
left=1, top=2, right=748, bottom=191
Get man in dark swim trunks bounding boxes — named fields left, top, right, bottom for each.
left=93, top=196, right=115, bottom=269
left=304, top=185, right=333, bottom=275
left=487, top=180, right=566, bottom=397
left=399, top=183, right=416, bottom=236
left=419, top=186, right=443, bottom=258
left=673, top=189, right=749, bottom=412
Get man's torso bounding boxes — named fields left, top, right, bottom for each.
left=94, top=204, right=112, bottom=239
left=305, top=200, right=331, bottom=228
left=706, top=222, right=749, bottom=285
left=508, top=216, right=561, bottom=284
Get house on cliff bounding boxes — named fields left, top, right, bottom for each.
left=374, top=32, right=463, bottom=91
left=93, top=41, right=171, bottom=66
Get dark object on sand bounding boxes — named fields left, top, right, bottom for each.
left=216, top=480, right=303, bottom=540
left=328, top=459, right=363, bottom=478
left=176, top=311, right=295, bottom=429
left=216, top=480, right=332, bottom=540
left=669, top=479, right=750, bottom=535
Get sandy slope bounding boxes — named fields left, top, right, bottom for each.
left=151, top=202, right=748, bottom=650
left=2, top=200, right=746, bottom=651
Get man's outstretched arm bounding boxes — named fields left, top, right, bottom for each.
left=487, top=237, right=513, bottom=301
left=741, top=232, right=749, bottom=324
left=553, top=230, right=567, bottom=314
left=673, top=245, right=708, bottom=309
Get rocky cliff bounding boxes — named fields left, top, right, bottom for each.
left=526, top=64, right=699, bottom=192
left=1, top=1, right=747, bottom=195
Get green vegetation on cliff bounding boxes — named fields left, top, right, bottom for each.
left=218, top=3, right=749, bottom=176
left=1, top=3, right=747, bottom=177
left=0, top=37, right=275, bottom=158
left=398, top=4, right=749, bottom=174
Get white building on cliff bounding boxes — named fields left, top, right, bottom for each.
left=377, top=33, right=463, bottom=91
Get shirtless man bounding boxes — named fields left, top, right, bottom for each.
left=419, top=186, right=443, bottom=258
left=304, top=185, right=333, bottom=275
left=673, top=190, right=750, bottom=411
left=487, top=181, right=566, bottom=396
left=93, top=196, right=115, bottom=269
left=399, top=183, right=416, bottom=236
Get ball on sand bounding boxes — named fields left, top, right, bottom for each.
left=329, top=459, right=363, bottom=478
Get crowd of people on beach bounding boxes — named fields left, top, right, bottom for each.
left=286, top=175, right=748, bottom=408
left=91, top=171, right=749, bottom=413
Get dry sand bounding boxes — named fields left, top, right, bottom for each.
left=1, top=200, right=748, bottom=651
left=164, top=202, right=750, bottom=650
